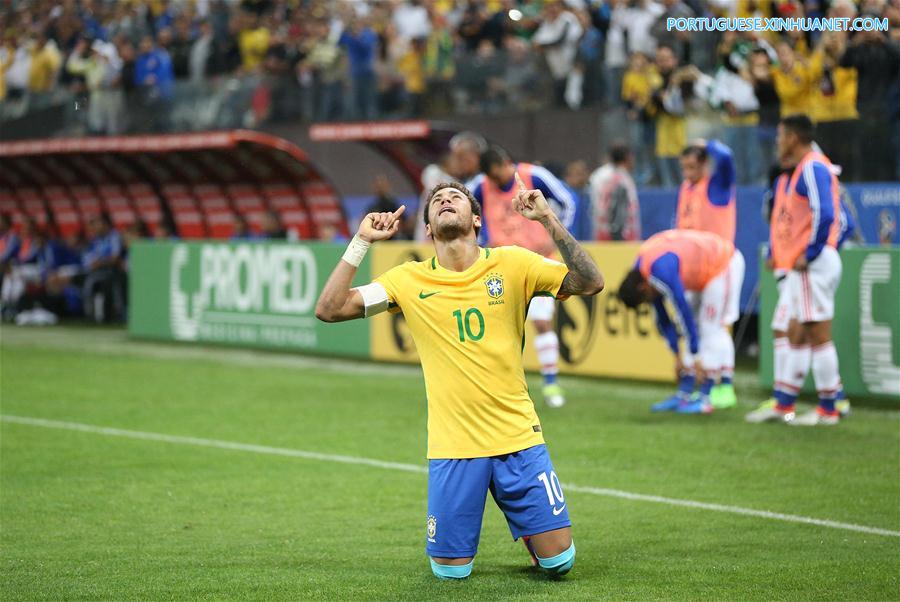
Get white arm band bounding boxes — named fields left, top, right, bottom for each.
left=353, top=282, right=390, bottom=317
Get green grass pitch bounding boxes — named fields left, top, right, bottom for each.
left=1, top=326, right=898, bottom=600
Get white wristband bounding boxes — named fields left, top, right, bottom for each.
left=342, top=235, right=371, bottom=267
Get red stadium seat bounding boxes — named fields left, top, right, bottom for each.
left=171, top=209, right=207, bottom=239
left=227, top=183, right=268, bottom=234
left=0, top=187, right=19, bottom=214
left=162, top=184, right=206, bottom=238
left=264, top=182, right=314, bottom=238
left=16, top=188, right=50, bottom=229
left=227, top=184, right=266, bottom=212
left=194, top=184, right=235, bottom=239
left=161, top=183, right=197, bottom=211
left=280, top=209, right=313, bottom=239
left=43, top=186, right=83, bottom=237
left=302, top=182, right=346, bottom=237
left=127, top=183, right=164, bottom=234
left=205, top=210, right=237, bottom=239
left=97, top=185, right=137, bottom=230
left=53, top=208, right=83, bottom=237
left=71, top=185, right=102, bottom=217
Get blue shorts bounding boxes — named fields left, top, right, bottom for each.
left=425, top=444, right=571, bottom=558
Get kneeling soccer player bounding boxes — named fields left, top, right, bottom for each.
left=315, top=174, right=604, bottom=579
left=618, top=229, right=743, bottom=414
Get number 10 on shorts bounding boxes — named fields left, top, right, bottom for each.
left=538, top=471, right=566, bottom=514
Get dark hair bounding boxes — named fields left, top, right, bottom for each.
left=91, top=212, right=113, bottom=228
left=617, top=267, right=647, bottom=309
left=680, top=144, right=708, bottom=161
left=780, top=114, right=815, bottom=144
left=479, top=146, right=510, bottom=175
left=656, top=43, right=676, bottom=56
left=610, top=143, right=632, bottom=165
left=423, top=181, right=482, bottom=236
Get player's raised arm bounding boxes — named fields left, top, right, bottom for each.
left=512, top=172, right=604, bottom=296
left=315, top=206, right=405, bottom=323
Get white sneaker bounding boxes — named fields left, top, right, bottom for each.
left=542, top=384, right=566, bottom=408
left=790, top=408, right=839, bottom=426
left=745, top=399, right=795, bottom=424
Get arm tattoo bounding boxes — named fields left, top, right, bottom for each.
left=540, top=214, right=604, bottom=296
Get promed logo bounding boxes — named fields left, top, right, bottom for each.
left=169, top=243, right=318, bottom=344
left=859, top=253, right=900, bottom=396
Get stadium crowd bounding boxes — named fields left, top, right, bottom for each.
left=1, top=0, right=899, bottom=182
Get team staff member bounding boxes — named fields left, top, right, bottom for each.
left=746, top=115, right=845, bottom=426
left=469, top=147, right=578, bottom=408
left=675, top=138, right=744, bottom=410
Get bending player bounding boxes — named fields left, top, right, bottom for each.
left=617, top=229, right=743, bottom=414
left=675, top=139, right=744, bottom=409
left=747, top=119, right=849, bottom=426
left=315, top=174, right=604, bottom=579
left=469, top=146, right=578, bottom=407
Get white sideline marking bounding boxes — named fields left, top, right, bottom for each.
left=3, top=414, right=899, bottom=539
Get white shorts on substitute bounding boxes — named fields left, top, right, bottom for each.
left=682, top=250, right=743, bottom=371
left=771, top=273, right=791, bottom=333
left=784, top=246, right=842, bottom=324
left=527, top=295, right=556, bottom=321
left=684, top=250, right=744, bottom=329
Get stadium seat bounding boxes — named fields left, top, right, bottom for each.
left=301, top=182, right=346, bottom=238
left=195, top=184, right=236, bottom=239
left=0, top=187, right=20, bottom=215
left=226, top=183, right=269, bottom=235
left=70, top=185, right=103, bottom=217
left=171, top=209, right=207, bottom=239
left=16, top=188, right=50, bottom=229
left=42, top=186, right=83, bottom=237
left=162, top=184, right=207, bottom=238
left=264, top=182, right=314, bottom=238
left=127, top=183, right=164, bottom=234
left=99, top=184, right=137, bottom=230
left=228, top=184, right=267, bottom=214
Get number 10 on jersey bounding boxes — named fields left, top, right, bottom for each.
left=453, top=308, right=485, bottom=342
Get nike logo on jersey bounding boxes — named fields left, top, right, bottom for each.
left=553, top=504, right=566, bottom=516
left=418, top=291, right=441, bottom=299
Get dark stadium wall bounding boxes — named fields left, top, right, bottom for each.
left=265, top=107, right=605, bottom=196
left=0, top=104, right=67, bottom=141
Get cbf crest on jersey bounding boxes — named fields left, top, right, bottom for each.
left=484, top=273, right=504, bottom=299
left=426, top=515, right=437, bottom=541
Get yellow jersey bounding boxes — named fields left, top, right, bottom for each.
left=772, top=62, right=813, bottom=117
left=808, top=51, right=859, bottom=123
left=374, top=245, right=569, bottom=459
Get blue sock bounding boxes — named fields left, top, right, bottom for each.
left=774, top=390, right=797, bottom=409
left=720, top=375, right=733, bottom=386
left=698, top=378, right=714, bottom=400
left=678, top=373, right=695, bottom=398
left=819, top=396, right=837, bottom=414
left=543, top=373, right=557, bottom=386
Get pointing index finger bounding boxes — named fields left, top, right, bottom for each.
left=514, top=171, right=526, bottom=193
left=392, top=205, right=406, bottom=218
